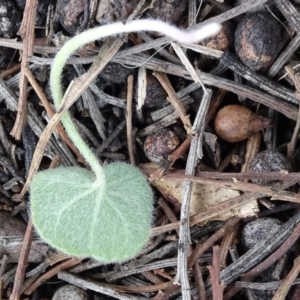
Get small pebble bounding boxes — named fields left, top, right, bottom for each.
left=144, top=129, right=180, bottom=163
left=135, top=72, right=167, bottom=108
left=235, top=12, right=282, bottom=72
left=59, top=0, right=86, bottom=34
left=146, top=0, right=187, bottom=24
left=241, top=217, right=282, bottom=249
left=199, top=21, right=234, bottom=52
left=241, top=217, right=285, bottom=300
left=249, top=150, right=291, bottom=185
left=100, top=62, right=134, bottom=84
left=52, top=284, right=89, bottom=300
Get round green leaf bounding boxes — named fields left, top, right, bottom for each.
left=30, top=163, right=153, bottom=263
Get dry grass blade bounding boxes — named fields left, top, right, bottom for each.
left=175, top=90, right=212, bottom=299
left=24, top=52, right=299, bottom=121
left=171, top=42, right=207, bottom=92
left=188, top=0, right=197, bottom=27
left=180, top=43, right=223, bottom=59
left=58, top=271, right=146, bottom=300
left=268, top=34, right=300, bottom=78
left=153, top=72, right=192, bottom=133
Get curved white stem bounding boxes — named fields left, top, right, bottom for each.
left=50, top=19, right=221, bottom=181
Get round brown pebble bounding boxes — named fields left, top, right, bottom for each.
left=199, top=21, right=234, bottom=52
left=213, top=104, right=271, bottom=143
left=249, top=150, right=291, bottom=185
left=235, top=12, right=282, bottom=72
left=144, top=129, right=180, bottom=163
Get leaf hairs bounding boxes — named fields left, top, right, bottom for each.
left=30, top=19, right=221, bottom=262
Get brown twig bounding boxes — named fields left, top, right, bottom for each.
left=141, top=163, right=300, bottom=182
left=95, top=281, right=170, bottom=293
left=11, top=0, right=37, bottom=140
left=9, top=219, right=34, bottom=300
left=0, top=64, right=21, bottom=79
left=149, top=136, right=192, bottom=182
left=272, top=255, right=300, bottom=300
left=193, top=261, right=206, bottom=300
left=126, top=74, right=135, bottom=165
left=219, top=220, right=239, bottom=268
left=153, top=72, right=192, bottom=134
left=214, top=211, right=300, bottom=295
left=208, top=246, right=224, bottom=300
left=23, top=68, right=87, bottom=166
left=141, top=271, right=165, bottom=285
left=24, top=257, right=83, bottom=295
left=9, top=146, right=66, bottom=300
left=216, top=145, right=238, bottom=172
left=143, top=164, right=300, bottom=210
left=156, top=218, right=238, bottom=300
left=241, top=133, right=261, bottom=173
left=158, top=198, right=179, bottom=228
left=189, top=217, right=239, bottom=269
left=152, top=279, right=177, bottom=300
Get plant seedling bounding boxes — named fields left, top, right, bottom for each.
left=30, top=19, right=221, bottom=262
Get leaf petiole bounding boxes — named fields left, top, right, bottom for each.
left=50, top=19, right=221, bottom=181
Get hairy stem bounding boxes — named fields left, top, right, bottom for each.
left=50, top=19, right=221, bottom=181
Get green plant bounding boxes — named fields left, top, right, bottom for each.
left=30, top=19, right=221, bottom=262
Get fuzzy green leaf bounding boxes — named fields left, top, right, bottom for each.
left=30, top=163, right=153, bottom=263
